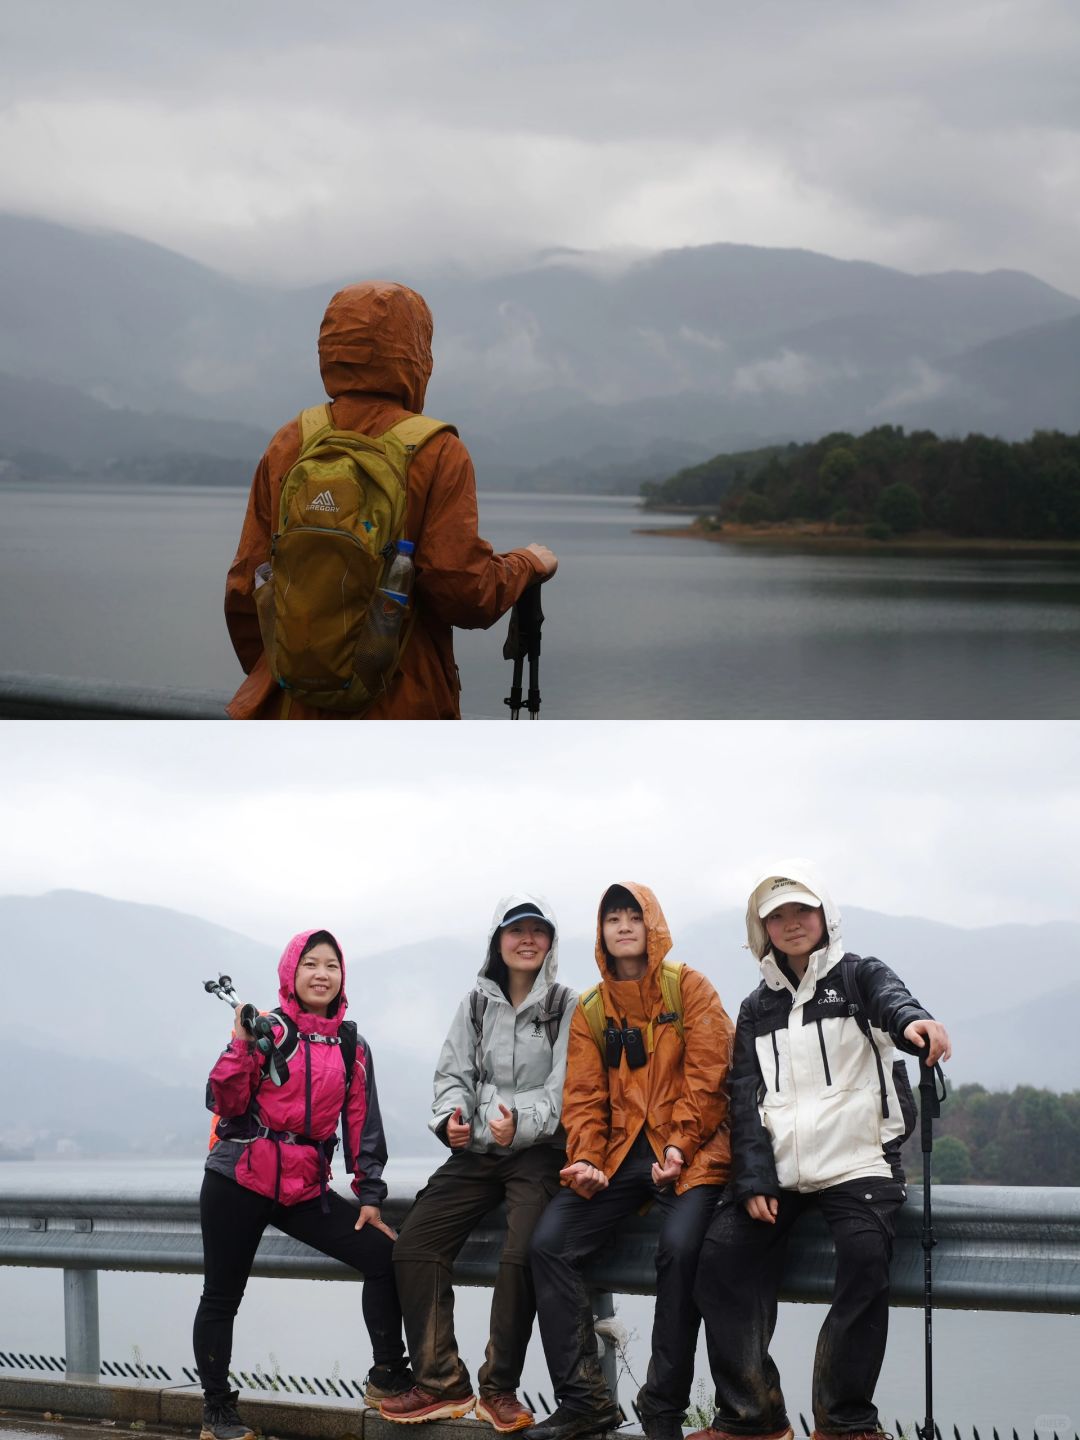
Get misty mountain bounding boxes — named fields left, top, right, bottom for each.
left=2, top=214, right=1079, bottom=490
left=1, top=890, right=1075, bottom=1158
left=0, top=372, right=264, bottom=475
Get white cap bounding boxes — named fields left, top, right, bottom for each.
left=755, top=874, right=822, bottom=920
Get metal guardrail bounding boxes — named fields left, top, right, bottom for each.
left=1, top=1184, right=1078, bottom=1389
left=0, top=672, right=227, bottom=718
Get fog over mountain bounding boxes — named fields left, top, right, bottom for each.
left=2, top=890, right=1074, bottom=1160
left=2, top=215, right=1078, bottom=493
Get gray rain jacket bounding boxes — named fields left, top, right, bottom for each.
left=430, top=893, right=576, bottom=1153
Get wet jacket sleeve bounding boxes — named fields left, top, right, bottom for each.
left=561, top=1005, right=612, bottom=1169
left=511, top=993, right=578, bottom=1150
left=224, top=453, right=274, bottom=673
left=729, top=994, right=781, bottom=1203
left=413, top=436, right=545, bottom=630
left=206, top=1039, right=264, bottom=1117
left=664, top=968, right=735, bottom=1167
left=430, top=995, right=480, bottom=1146
left=346, top=1036, right=388, bottom=1207
left=858, top=956, right=933, bottom=1053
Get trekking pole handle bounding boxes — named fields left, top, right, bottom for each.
left=919, top=1059, right=945, bottom=1153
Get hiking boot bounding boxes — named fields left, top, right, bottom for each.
left=200, top=1391, right=254, bottom=1440
left=687, top=1429, right=793, bottom=1440
left=363, top=1361, right=416, bottom=1404
left=521, top=1403, right=623, bottom=1440
left=380, top=1384, right=476, bottom=1423
left=476, top=1393, right=536, bottom=1433
left=642, top=1419, right=686, bottom=1440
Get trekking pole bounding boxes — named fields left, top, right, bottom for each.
left=202, top=974, right=286, bottom=1080
left=502, top=584, right=544, bottom=718
left=917, top=1059, right=947, bottom=1440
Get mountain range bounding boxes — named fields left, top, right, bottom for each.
left=2, top=213, right=1079, bottom=492
left=0, top=890, right=1074, bottom=1159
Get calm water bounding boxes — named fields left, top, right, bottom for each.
left=2, top=484, right=1080, bottom=717
left=0, top=1160, right=1074, bottom=1433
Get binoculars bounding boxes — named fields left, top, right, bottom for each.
left=604, top=1020, right=647, bottom=1069
left=203, top=974, right=277, bottom=1057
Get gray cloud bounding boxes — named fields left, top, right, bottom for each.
left=0, top=722, right=1077, bottom=957
left=1, top=1, right=1078, bottom=291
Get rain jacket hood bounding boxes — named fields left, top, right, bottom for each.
left=746, top=859, right=844, bottom=996
left=479, top=892, right=560, bottom=1005
left=277, top=928, right=347, bottom=1035
left=318, top=282, right=432, bottom=413
left=594, top=881, right=672, bottom=1010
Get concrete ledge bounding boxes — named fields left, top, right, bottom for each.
left=0, top=1380, right=633, bottom=1440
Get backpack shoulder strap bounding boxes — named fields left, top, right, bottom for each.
left=841, top=953, right=871, bottom=1037
left=384, top=415, right=458, bottom=453
left=468, top=988, right=488, bottom=1039
left=538, top=982, right=571, bottom=1047
left=338, top=1020, right=358, bottom=1091
left=297, top=404, right=334, bottom=453
left=658, top=960, right=685, bottom=1042
left=578, top=985, right=607, bottom=1056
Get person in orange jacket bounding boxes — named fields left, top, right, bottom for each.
left=525, top=883, right=735, bottom=1440
left=224, top=280, right=557, bottom=719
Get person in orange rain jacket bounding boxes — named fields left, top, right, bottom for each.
left=224, top=281, right=557, bottom=720
left=524, top=883, right=735, bottom=1440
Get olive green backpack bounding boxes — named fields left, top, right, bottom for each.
left=254, top=404, right=454, bottom=712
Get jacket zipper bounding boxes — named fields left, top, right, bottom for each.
left=771, top=1030, right=781, bottom=1092
left=815, top=1018, right=832, bottom=1085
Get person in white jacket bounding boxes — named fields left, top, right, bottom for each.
left=383, top=895, right=575, bottom=1434
left=691, top=862, right=951, bottom=1440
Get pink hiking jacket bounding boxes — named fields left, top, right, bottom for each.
left=205, top=930, right=388, bottom=1207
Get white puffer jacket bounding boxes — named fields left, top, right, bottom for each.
left=731, top=860, right=931, bottom=1196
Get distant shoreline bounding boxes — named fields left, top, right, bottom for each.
left=638, top=519, right=1080, bottom=556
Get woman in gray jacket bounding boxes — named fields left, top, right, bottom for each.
left=382, top=895, right=575, bottom=1434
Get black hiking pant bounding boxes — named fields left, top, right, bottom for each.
left=193, top=1169, right=404, bottom=1401
left=530, top=1133, right=722, bottom=1420
left=693, top=1177, right=907, bottom=1436
left=393, top=1145, right=565, bottom=1399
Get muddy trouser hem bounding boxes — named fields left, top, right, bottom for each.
left=393, top=1146, right=564, bottom=1399
left=193, top=1168, right=405, bottom=1398
left=693, top=1177, right=906, bottom=1436
left=530, top=1133, right=721, bottom=1418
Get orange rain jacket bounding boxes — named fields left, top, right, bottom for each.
left=224, top=281, right=546, bottom=720
left=561, top=882, right=735, bottom=1195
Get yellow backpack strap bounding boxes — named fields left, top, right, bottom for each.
left=297, top=403, right=333, bottom=453
left=645, top=960, right=685, bottom=1052
left=579, top=986, right=607, bottom=1057
left=384, top=414, right=458, bottom=453
left=659, top=960, right=685, bottom=1042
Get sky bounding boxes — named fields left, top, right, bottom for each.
left=1, top=1, right=1078, bottom=294
left=3, top=720, right=1078, bottom=952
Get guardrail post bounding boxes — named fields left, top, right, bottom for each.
left=591, top=1289, right=618, bottom=1402
left=63, top=1268, right=100, bottom=1383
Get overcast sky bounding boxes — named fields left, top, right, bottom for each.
left=2, top=1, right=1078, bottom=294
left=3, top=721, right=1078, bottom=954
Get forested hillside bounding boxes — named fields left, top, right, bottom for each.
left=905, top=1084, right=1080, bottom=1184
left=644, top=425, right=1080, bottom=541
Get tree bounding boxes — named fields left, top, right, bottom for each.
left=876, top=481, right=923, bottom=534
left=932, top=1135, right=973, bottom=1183
left=738, top=493, right=773, bottom=524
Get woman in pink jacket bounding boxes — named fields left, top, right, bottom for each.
left=193, top=929, right=411, bottom=1440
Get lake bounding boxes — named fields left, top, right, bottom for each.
left=2, top=484, right=1080, bottom=717
left=0, top=1160, right=1074, bottom=1435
